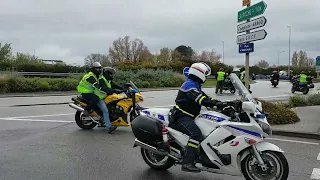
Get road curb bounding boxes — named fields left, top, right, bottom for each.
left=10, top=102, right=71, bottom=107
left=272, top=130, right=320, bottom=140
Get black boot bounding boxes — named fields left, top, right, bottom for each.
left=181, top=163, right=201, bottom=173
left=181, top=146, right=201, bottom=173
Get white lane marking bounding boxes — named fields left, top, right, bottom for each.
left=311, top=168, right=320, bottom=179
left=317, top=153, right=320, bottom=161
left=258, top=95, right=289, bottom=99
left=0, top=113, right=74, bottom=119
left=0, top=118, right=73, bottom=123
left=266, top=137, right=319, bottom=145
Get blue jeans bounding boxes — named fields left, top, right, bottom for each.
left=97, top=100, right=112, bottom=128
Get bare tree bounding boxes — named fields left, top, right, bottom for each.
left=156, top=47, right=171, bottom=63
left=193, top=49, right=221, bottom=63
left=84, top=53, right=109, bottom=66
left=308, top=57, right=315, bottom=67
left=108, top=36, right=145, bottom=63
left=291, top=51, right=298, bottom=66
left=256, top=60, right=269, bottom=68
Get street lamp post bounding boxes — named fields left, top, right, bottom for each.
left=222, top=41, right=224, bottom=63
left=278, top=50, right=285, bottom=69
left=287, top=26, right=291, bottom=76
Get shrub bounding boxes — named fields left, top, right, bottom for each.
left=259, top=100, right=300, bottom=125
left=0, top=69, right=186, bottom=93
left=288, top=95, right=308, bottom=107
left=287, top=93, right=320, bottom=107
left=306, top=93, right=320, bottom=105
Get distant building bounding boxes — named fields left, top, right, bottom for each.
left=42, top=60, right=65, bottom=65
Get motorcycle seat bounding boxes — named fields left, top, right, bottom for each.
left=74, top=95, right=90, bottom=104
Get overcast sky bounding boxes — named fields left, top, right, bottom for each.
left=1, top=0, right=319, bottom=66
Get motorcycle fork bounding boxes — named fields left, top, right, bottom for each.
left=251, top=145, right=267, bottom=171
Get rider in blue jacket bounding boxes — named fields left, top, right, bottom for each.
left=169, top=62, right=228, bottom=172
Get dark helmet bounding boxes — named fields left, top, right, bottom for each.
left=102, top=67, right=116, bottom=80
left=301, top=71, right=305, bottom=74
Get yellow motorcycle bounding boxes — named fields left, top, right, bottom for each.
left=68, top=81, right=144, bottom=130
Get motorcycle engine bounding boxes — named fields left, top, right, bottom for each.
left=109, top=105, right=127, bottom=122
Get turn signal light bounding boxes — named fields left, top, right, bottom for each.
left=245, top=138, right=256, bottom=145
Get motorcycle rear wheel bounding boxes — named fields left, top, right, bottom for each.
left=241, top=151, right=289, bottom=180
left=140, top=147, right=175, bottom=170
left=75, top=111, right=97, bottom=129
left=302, top=87, right=309, bottom=95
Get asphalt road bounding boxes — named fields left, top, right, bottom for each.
left=0, top=80, right=319, bottom=107
left=0, top=103, right=320, bottom=180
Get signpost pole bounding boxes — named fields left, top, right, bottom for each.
left=244, top=2, right=251, bottom=90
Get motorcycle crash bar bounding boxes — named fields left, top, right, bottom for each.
left=69, top=103, right=84, bottom=112
left=134, top=138, right=180, bottom=161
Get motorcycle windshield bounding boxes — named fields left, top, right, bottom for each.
left=228, top=73, right=256, bottom=104
left=129, top=81, right=139, bottom=91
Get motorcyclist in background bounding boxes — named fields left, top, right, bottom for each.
left=169, top=62, right=229, bottom=173
left=215, top=68, right=226, bottom=94
left=97, top=67, right=127, bottom=133
left=270, top=70, right=280, bottom=82
left=77, top=62, right=103, bottom=116
left=298, top=71, right=307, bottom=86
left=239, top=67, right=252, bottom=93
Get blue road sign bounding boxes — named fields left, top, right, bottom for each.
left=316, top=56, right=320, bottom=72
left=183, top=67, right=190, bottom=78
left=239, top=43, right=254, bottom=53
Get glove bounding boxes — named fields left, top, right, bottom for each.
left=115, top=89, right=124, bottom=94
left=216, top=102, right=228, bottom=110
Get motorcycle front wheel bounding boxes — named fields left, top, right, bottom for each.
left=75, top=111, right=97, bottom=129
left=241, top=151, right=289, bottom=180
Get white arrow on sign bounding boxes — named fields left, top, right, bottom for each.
left=237, top=29, right=267, bottom=44
left=237, top=16, right=267, bottom=34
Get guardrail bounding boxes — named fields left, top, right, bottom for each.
left=16, top=72, right=83, bottom=77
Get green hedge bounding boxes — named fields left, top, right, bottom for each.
left=114, top=61, right=234, bottom=75
left=0, top=60, right=86, bottom=73
left=258, top=100, right=300, bottom=124
left=288, top=93, right=320, bottom=107
left=0, top=69, right=186, bottom=93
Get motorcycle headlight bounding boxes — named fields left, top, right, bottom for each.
left=138, top=96, right=143, bottom=101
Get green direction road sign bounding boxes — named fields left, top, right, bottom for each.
left=238, top=1, right=267, bottom=23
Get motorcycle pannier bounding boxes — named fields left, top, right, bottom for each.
left=131, top=115, right=163, bottom=142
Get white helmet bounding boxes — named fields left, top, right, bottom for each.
left=92, top=62, right=102, bottom=68
left=188, top=62, right=211, bottom=82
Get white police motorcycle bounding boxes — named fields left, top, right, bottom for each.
left=131, top=73, right=289, bottom=180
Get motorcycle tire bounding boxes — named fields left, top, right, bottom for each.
left=230, top=88, right=236, bottom=94
left=291, top=87, right=295, bottom=93
left=273, top=84, right=277, bottom=88
left=75, top=111, right=97, bottom=129
left=241, top=151, right=289, bottom=180
left=140, top=147, right=175, bottom=170
left=302, top=87, right=309, bottom=95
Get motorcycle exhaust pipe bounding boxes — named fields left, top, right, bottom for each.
left=134, top=139, right=180, bottom=161
left=69, top=103, right=84, bottom=112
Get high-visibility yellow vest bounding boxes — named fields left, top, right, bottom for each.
left=300, top=74, right=307, bottom=83
left=217, top=71, right=225, bottom=81
left=96, top=76, right=112, bottom=99
left=77, top=72, right=98, bottom=93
